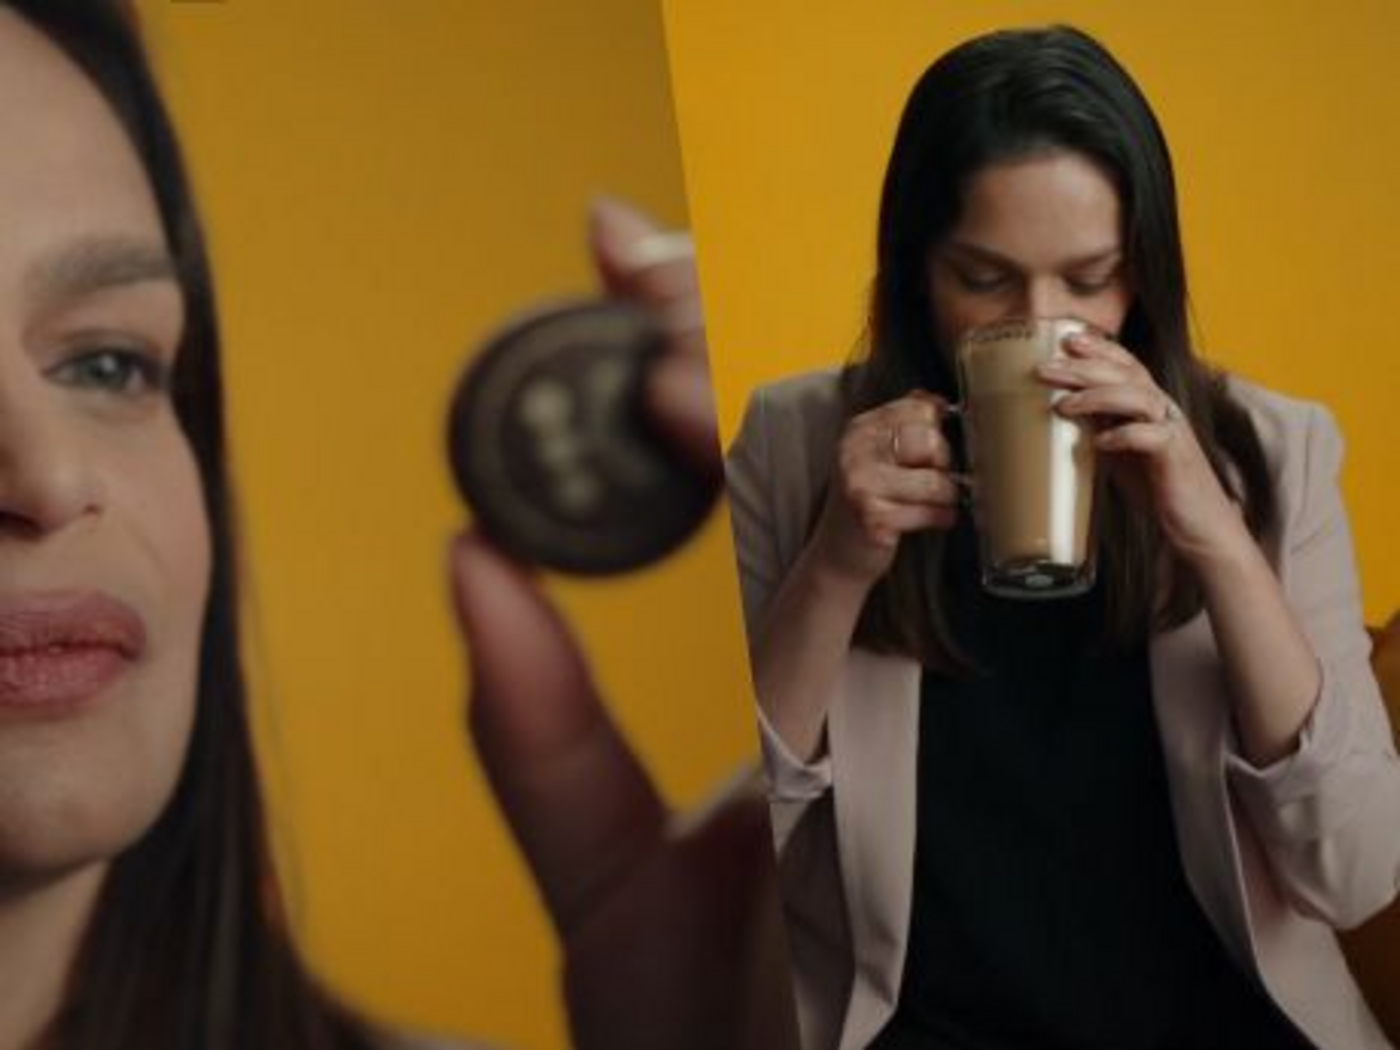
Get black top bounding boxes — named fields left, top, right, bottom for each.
left=870, top=522, right=1313, bottom=1050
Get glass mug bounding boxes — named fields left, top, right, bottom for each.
left=949, top=316, right=1100, bottom=600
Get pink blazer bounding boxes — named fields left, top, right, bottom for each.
left=725, top=369, right=1400, bottom=1050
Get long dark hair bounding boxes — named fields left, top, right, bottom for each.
left=847, top=25, right=1276, bottom=669
left=8, top=4, right=383, bottom=1047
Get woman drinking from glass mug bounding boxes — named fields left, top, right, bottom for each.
left=728, top=25, right=1400, bottom=1050
left=0, top=3, right=788, bottom=1050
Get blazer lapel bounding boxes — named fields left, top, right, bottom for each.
left=828, top=649, right=922, bottom=1050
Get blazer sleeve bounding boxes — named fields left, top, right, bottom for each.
left=725, top=384, right=837, bottom=853
left=1224, top=403, right=1400, bottom=929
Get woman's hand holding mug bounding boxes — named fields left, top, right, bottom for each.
left=1042, top=329, right=1251, bottom=571
left=809, top=392, right=962, bottom=589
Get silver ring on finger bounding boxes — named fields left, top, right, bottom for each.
left=889, top=425, right=902, bottom=463
left=1159, top=398, right=1183, bottom=425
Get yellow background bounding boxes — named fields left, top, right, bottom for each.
left=135, top=2, right=756, bottom=1049
left=663, top=0, right=1400, bottom=627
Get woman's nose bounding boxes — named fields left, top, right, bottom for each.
left=1020, top=279, right=1069, bottom=321
left=0, top=370, right=102, bottom=538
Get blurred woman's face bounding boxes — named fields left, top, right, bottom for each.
left=925, top=149, right=1134, bottom=352
left=0, top=11, right=209, bottom=883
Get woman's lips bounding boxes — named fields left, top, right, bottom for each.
left=0, top=592, right=146, bottom=711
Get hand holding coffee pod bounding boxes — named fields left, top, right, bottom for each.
left=446, top=201, right=798, bottom=1050
left=447, top=205, right=719, bottom=575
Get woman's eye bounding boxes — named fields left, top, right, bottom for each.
left=956, top=269, right=1010, bottom=293
left=1066, top=273, right=1118, bottom=296
left=50, top=348, right=172, bottom=397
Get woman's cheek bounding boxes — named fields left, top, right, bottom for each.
left=122, top=424, right=211, bottom=734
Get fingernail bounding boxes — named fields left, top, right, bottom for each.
left=618, top=230, right=695, bottom=273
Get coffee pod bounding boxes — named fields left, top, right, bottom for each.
left=447, top=299, right=719, bottom=575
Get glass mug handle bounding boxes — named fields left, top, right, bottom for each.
left=937, top=399, right=975, bottom=509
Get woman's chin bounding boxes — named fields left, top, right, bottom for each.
left=0, top=766, right=179, bottom=887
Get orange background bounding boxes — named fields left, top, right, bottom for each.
left=664, top=0, right=1400, bottom=627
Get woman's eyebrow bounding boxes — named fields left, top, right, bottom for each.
left=25, top=236, right=177, bottom=305
left=944, top=241, right=1122, bottom=269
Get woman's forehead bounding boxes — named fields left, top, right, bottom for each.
left=0, top=9, right=166, bottom=284
left=948, top=151, right=1123, bottom=257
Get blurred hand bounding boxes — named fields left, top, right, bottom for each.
left=447, top=199, right=796, bottom=1050
left=589, top=196, right=720, bottom=480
